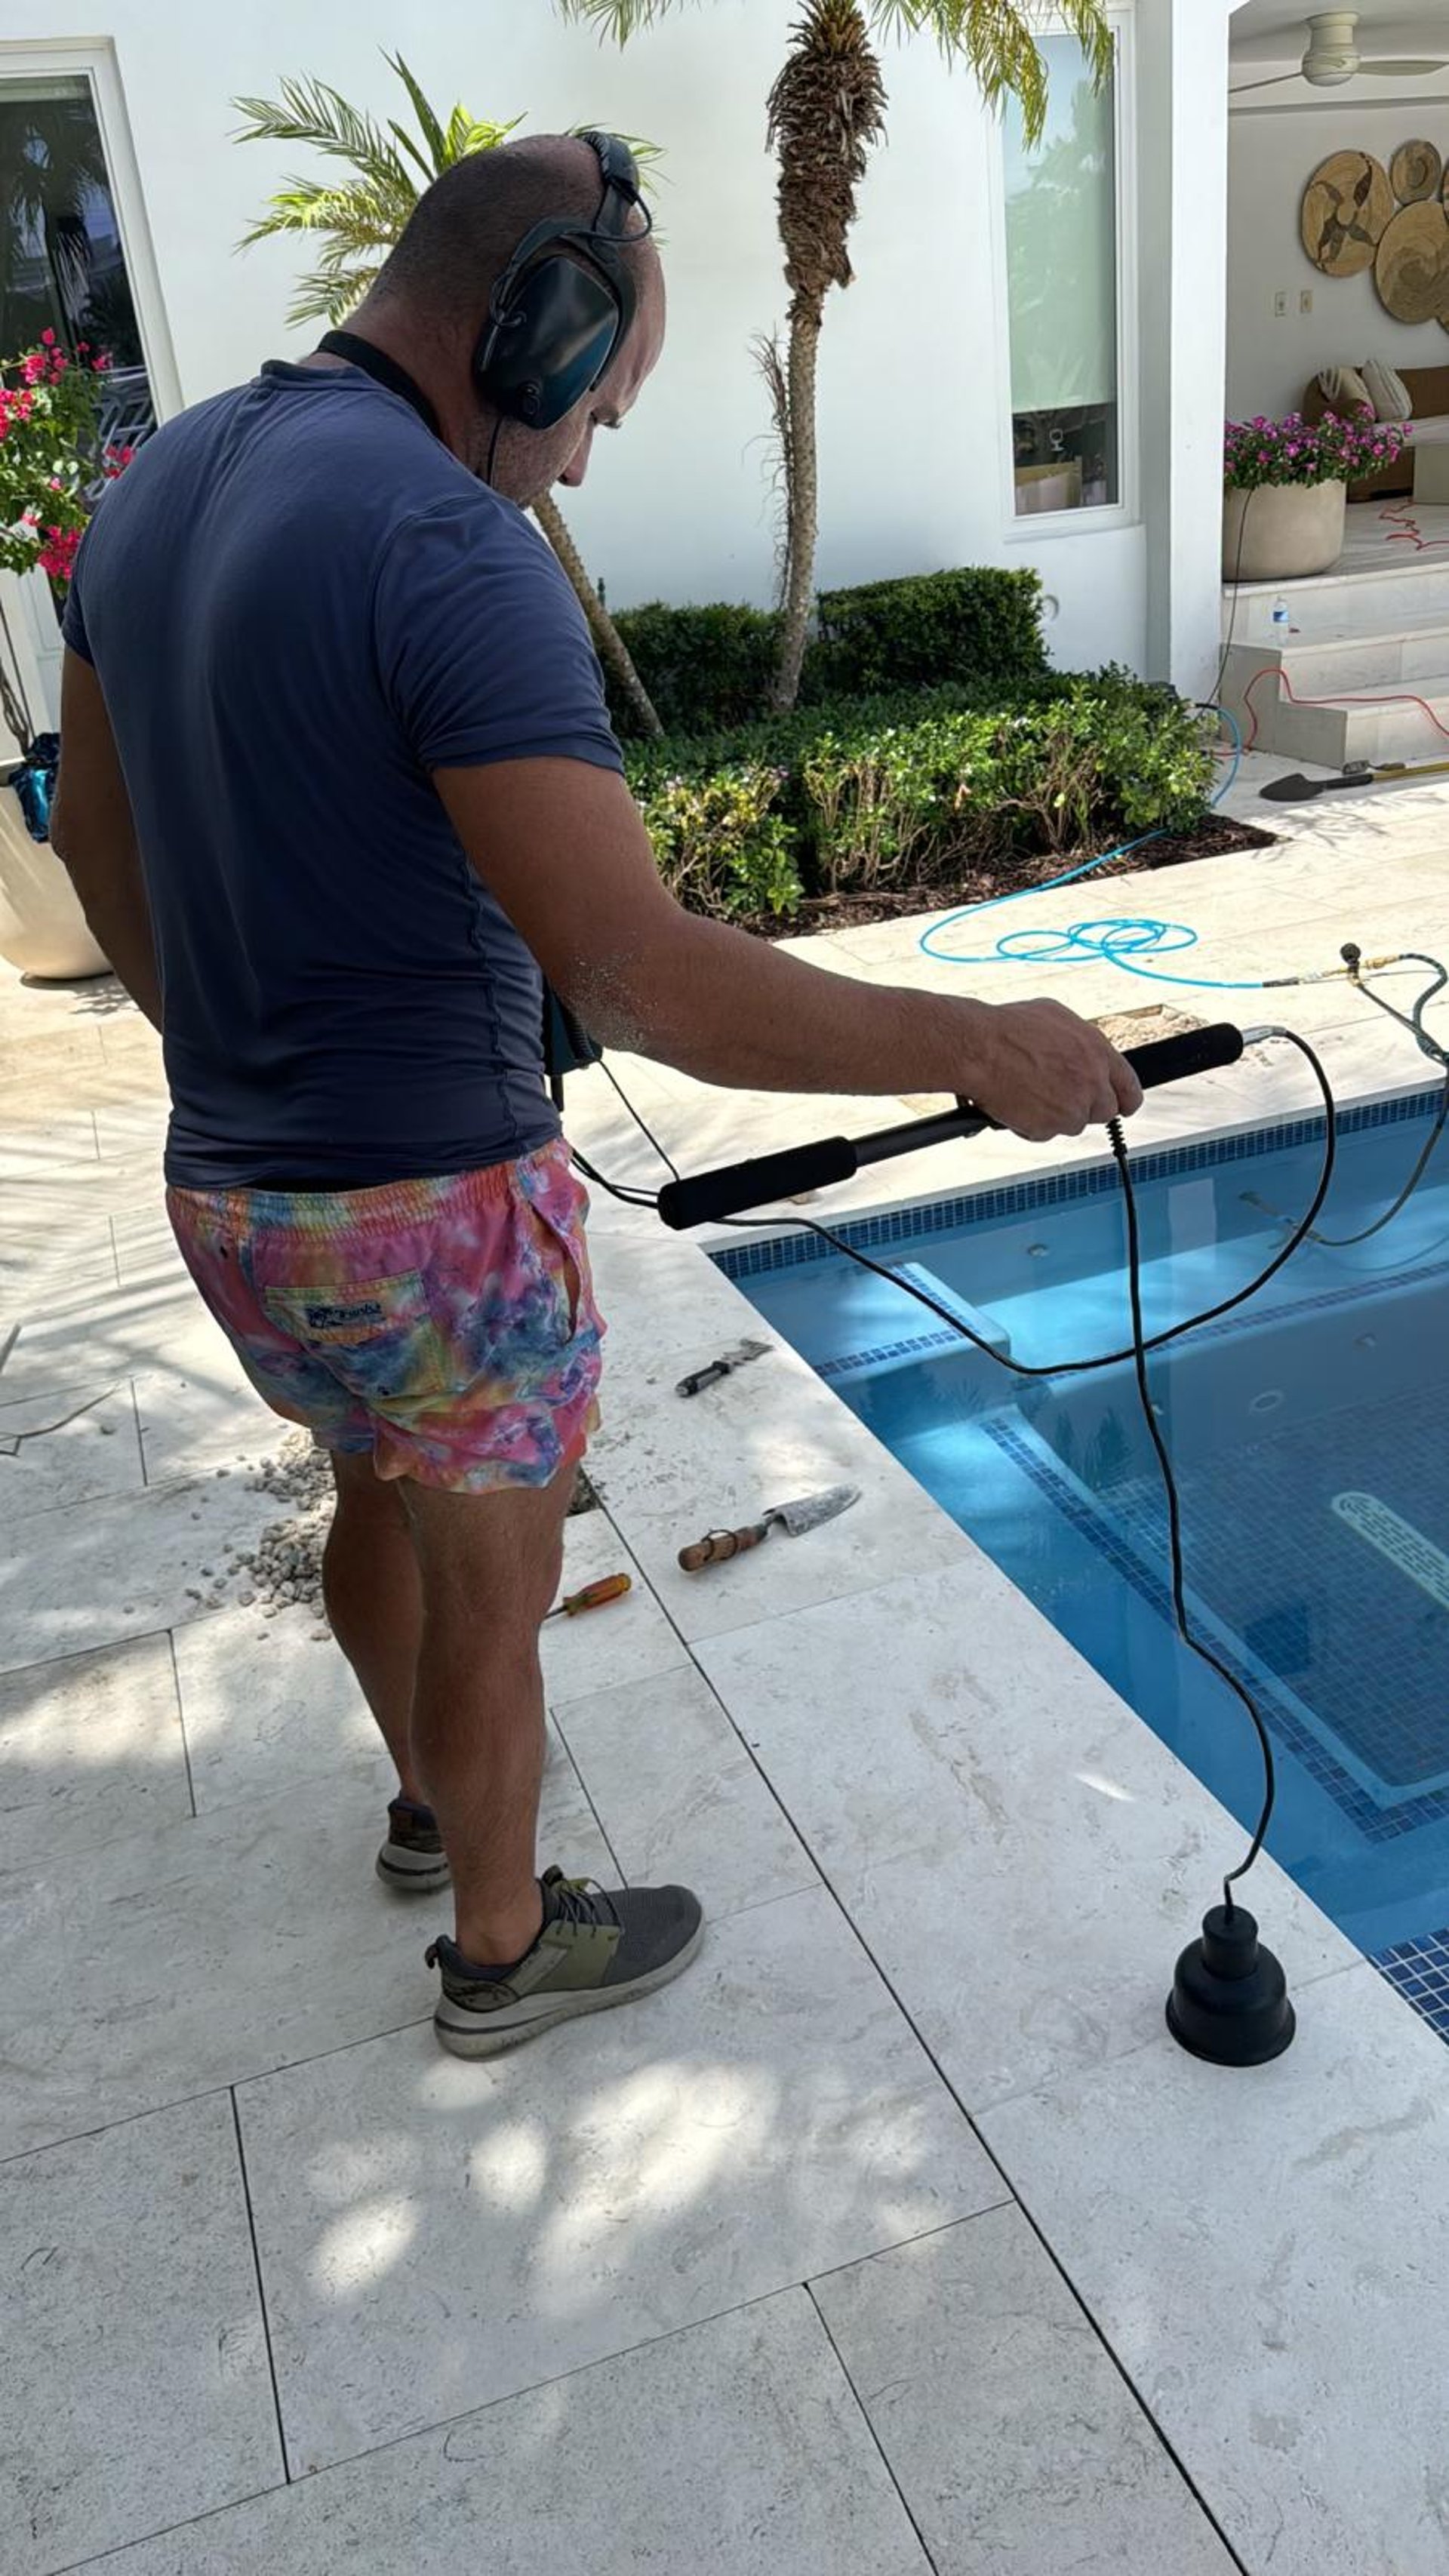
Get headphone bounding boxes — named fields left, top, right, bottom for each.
left=472, top=131, right=651, bottom=432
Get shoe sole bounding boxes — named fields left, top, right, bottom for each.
left=376, top=1848, right=451, bottom=1894
left=432, top=1917, right=706, bottom=2060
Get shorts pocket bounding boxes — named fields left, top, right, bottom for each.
left=261, top=1270, right=450, bottom=1405
left=518, top=1177, right=595, bottom=1348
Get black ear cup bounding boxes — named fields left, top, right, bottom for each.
left=471, top=132, right=649, bottom=434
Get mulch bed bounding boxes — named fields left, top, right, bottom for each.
left=767, top=813, right=1275, bottom=939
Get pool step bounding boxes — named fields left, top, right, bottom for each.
left=817, top=1262, right=1010, bottom=1387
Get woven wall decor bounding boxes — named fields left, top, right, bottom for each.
left=1301, top=151, right=1394, bottom=274
left=1392, top=138, right=1443, bottom=204
left=1375, top=199, right=1449, bottom=322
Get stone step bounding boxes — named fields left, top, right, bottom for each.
left=1220, top=640, right=1449, bottom=765
left=1223, top=554, right=1449, bottom=644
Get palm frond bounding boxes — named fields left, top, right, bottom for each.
left=869, top=0, right=1112, bottom=145
left=382, top=53, right=449, bottom=172
left=553, top=0, right=697, bottom=37
left=238, top=171, right=419, bottom=256
left=284, top=261, right=388, bottom=329
left=443, top=109, right=526, bottom=165
left=232, top=78, right=414, bottom=192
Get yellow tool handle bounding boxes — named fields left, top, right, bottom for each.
left=550, top=1572, right=632, bottom=1618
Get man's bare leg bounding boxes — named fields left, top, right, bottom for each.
left=323, top=1451, right=426, bottom=1802
left=401, top=1468, right=574, bottom=1965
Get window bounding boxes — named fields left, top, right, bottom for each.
left=1003, top=32, right=1121, bottom=518
left=0, top=71, right=157, bottom=475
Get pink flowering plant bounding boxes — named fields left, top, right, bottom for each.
left=0, top=332, right=132, bottom=591
left=1224, top=410, right=1411, bottom=491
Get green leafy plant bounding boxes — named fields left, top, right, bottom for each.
left=634, top=760, right=801, bottom=917
left=813, top=566, right=1050, bottom=697
left=608, top=601, right=783, bottom=731
left=623, top=671, right=1214, bottom=925
left=558, top=0, right=1112, bottom=707
left=233, top=51, right=664, bottom=735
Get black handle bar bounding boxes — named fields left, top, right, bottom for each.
left=655, top=1023, right=1245, bottom=1231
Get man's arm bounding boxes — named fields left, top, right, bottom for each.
left=434, top=758, right=1141, bottom=1145
left=49, top=649, right=162, bottom=1031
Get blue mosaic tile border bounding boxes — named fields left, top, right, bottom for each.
left=989, top=1416, right=1449, bottom=1847
left=1375, top=1929, right=1449, bottom=2048
left=713, top=1086, right=1444, bottom=1281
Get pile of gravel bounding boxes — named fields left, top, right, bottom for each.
left=199, top=1432, right=334, bottom=1636
left=192, top=1441, right=595, bottom=1638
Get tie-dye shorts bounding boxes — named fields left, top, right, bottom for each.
left=166, top=1141, right=603, bottom=1492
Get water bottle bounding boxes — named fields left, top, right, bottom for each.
left=1271, top=597, right=1292, bottom=641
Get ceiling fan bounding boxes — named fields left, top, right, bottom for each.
left=1232, top=11, right=1447, bottom=97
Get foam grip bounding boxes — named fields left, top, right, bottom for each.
left=657, top=1137, right=857, bottom=1233
left=1121, top=1023, right=1244, bottom=1091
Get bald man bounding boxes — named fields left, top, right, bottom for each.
left=51, top=133, right=1139, bottom=2059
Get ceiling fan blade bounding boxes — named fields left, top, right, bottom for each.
left=1358, top=58, right=1449, bottom=75
left=1229, top=71, right=1306, bottom=95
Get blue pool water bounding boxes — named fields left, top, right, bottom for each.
left=727, top=1088, right=1449, bottom=2040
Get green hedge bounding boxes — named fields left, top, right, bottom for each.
left=608, top=601, right=781, bottom=734
left=625, top=670, right=1214, bottom=926
left=812, top=567, right=1049, bottom=700
left=606, top=567, right=1049, bottom=736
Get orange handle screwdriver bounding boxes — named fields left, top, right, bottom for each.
left=543, top=1572, right=632, bottom=1621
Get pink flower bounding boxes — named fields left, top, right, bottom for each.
left=40, top=328, right=55, bottom=346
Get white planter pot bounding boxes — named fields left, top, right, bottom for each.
left=1223, top=479, right=1347, bottom=583
left=0, top=778, right=109, bottom=981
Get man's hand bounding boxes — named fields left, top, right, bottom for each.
left=435, top=758, right=1141, bottom=1141
left=964, top=998, right=1143, bottom=1142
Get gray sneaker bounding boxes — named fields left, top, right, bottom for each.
left=426, top=1865, right=704, bottom=2058
left=377, top=1798, right=450, bottom=1894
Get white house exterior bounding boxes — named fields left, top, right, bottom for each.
left=1, top=0, right=1254, bottom=737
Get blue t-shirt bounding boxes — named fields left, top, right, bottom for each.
left=63, top=362, right=623, bottom=1187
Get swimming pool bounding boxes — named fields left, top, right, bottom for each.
left=725, top=1086, right=1449, bottom=2042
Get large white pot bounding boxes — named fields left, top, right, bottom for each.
left=1222, top=479, right=1347, bottom=583
left=0, top=777, right=108, bottom=980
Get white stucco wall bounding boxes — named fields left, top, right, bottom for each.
left=1227, top=91, right=1449, bottom=422
left=5, top=0, right=1241, bottom=696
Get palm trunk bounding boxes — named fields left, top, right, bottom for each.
left=769, top=309, right=820, bottom=712
left=532, top=491, right=663, bottom=740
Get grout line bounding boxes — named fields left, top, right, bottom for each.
left=596, top=1491, right=1255, bottom=2571
left=0, top=2002, right=436, bottom=2170
left=43, top=2478, right=291, bottom=2576
left=168, top=1626, right=198, bottom=1820
left=229, top=2087, right=293, bottom=2487
left=40, top=2279, right=851, bottom=2571
left=804, top=2282, right=943, bottom=2574
left=128, top=1374, right=148, bottom=1488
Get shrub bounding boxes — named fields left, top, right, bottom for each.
left=633, top=760, right=801, bottom=921
left=605, top=568, right=1051, bottom=734
left=625, top=669, right=1214, bottom=927
left=608, top=601, right=782, bottom=734
left=811, top=567, right=1050, bottom=700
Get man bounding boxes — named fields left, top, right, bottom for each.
left=51, top=134, right=1140, bottom=2060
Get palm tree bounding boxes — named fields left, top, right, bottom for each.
left=557, top=0, right=1112, bottom=707
left=233, top=54, right=664, bottom=736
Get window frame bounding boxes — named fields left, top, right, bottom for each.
left=988, top=2, right=1140, bottom=542
left=0, top=37, right=180, bottom=734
